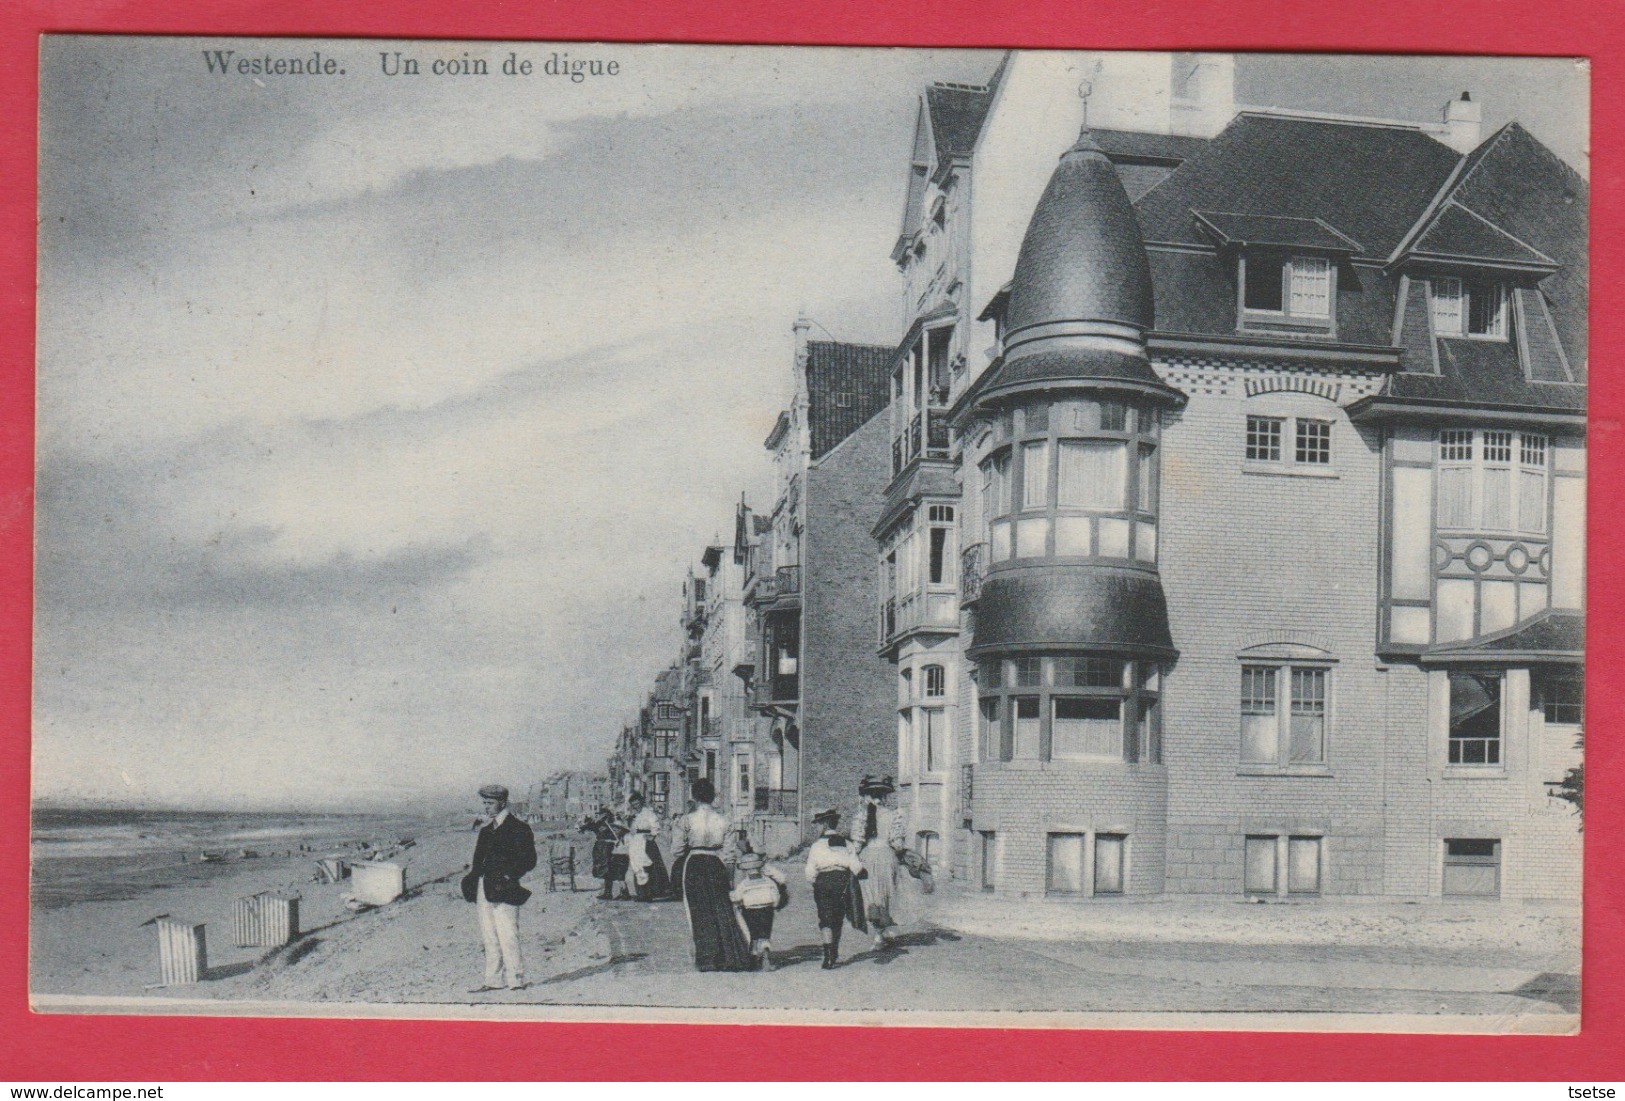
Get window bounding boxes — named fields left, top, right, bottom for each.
left=649, top=771, right=670, bottom=812
left=1057, top=440, right=1126, bottom=509
left=1535, top=668, right=1584, bottom=726
left=1448, top=671, right=1502, bottom=766
left=653, top=733, right=676, bottom=758
left=1430, top=277, right=1507, bottom=340
left=921, top=709, right=945, bottom=772
left=923, top=664, right=946, bottom=698
left=1240, top=664, right=1328, bottom=766
left=1246, top=416, right=1282, bottom=462
left=1242, top=254, right=1333, bottom=321
left=1295, top=420, right=1332, bottom=465
left=1013, top=696, right=1041, bottom=758
left=1052, top=697, right=1121, bottom=760
left=1244, top=835, right=1321, bottom=896
left=1437, top=429, right=1548, bottom=534
left=1095, top=834, right=1126, bottom=895
left=1443, top=838, right=1501, bottom=897
left=1020, top=441, right=1049, bottom=511
left=979, top=696, right=1007, bottom=762
left=928, top=520, right=954, bottom=585
left=980, top=831, right=997, bottom=891
left=916, top=831, right=938, bottom=866
left=1246, top=413, right=1334, bottom=469
left=1047, top=833, right=1086, bottom=895
left=1244, top=835, right=1277, bottom=894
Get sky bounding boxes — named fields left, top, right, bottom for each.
left=33, top=40, right=1587, bottom=811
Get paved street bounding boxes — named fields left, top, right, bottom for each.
left=517, top=886, right=1580, bottom=1025
left=64, top=831, right=1572, bottom=1030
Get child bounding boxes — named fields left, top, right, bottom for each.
left=804, top=808, right=868, bottom=969
left=729, top=851, right=789, bottom=971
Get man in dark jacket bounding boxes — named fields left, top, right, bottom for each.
left=462, top=783, right=536, bottom=992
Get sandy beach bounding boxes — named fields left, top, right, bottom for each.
left=30, top=813, right=475, bottom=998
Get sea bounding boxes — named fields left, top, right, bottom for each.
left=30, top=806, right=454, bottom=910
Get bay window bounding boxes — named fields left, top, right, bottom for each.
left=1437, top=429, right=1549, bottom=534
left=980, top=398, right=1159, bottom=566
left=977, top=654, right=1163, bottom=764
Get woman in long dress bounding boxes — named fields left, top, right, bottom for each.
left=675, top=778, right=753, bottom=972
left=855, top=775, right=905, bottom=948
left=626, top=793, right=670, bottom=901
left=804, top=808, right=868, bottom=969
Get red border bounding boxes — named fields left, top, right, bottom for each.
left=3, top=0, right=1622, bottom=1081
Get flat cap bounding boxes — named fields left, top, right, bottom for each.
left=478, top=784, right=509, bottom=800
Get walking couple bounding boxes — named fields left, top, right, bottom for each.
left=805, top=773, right=908, bottom=968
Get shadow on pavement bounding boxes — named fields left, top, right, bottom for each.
left=764, top=944, right=827, bottom=970
left=542, top=953, right=648, bottom=984
left=1510, top=971, right=1579, bottom=1013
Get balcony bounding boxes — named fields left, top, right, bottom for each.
left=749, top=675, right=800, bottom=712
left=961, top=542, right=987, bottom=604
left=753, top=787, right=798, bottom=817
left=891, top=408, right=954, bottom=475
left=747, top=565, right=802, bottom=611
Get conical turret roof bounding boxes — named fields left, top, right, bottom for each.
left=982, top=127, right=1178, bottom=405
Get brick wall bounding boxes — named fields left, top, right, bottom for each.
left=802, top=410, right=898, bottom=841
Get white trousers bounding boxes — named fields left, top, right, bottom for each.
left=476, top=886, right=524, bottom=987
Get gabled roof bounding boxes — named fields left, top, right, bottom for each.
left=805, top=340, right=894, bottom=460
left=1402, top=201, right=1556, bottom=271
left=1192, top=211, right=1363, bottom=254
left=1421, top=609, right=1584, bottom=664
left=1135, top=113, right=1461, bottom=256
left=924, top=83, right=992, bottom=166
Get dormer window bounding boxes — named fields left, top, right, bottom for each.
left=1429, top=276, right=1507, bottom=339
left=1241, top=253, right=1333, bottom=326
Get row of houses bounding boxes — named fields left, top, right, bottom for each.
left=527, top=771, right=613, bottom=825
left=605, top=51, right=1586, bottom=901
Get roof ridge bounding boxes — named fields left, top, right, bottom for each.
left=1234, top=106, right=1446, bottom=134
left=1385, top=124, right=1517, bottom=266
left=1442, top=200, right=1558, bottom=266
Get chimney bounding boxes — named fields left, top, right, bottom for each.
left=1442, top=91, right=1482, bottom=154
left=792, top=316, right=812, bottom=366
left=1169, top=53, right=1236, bottom=138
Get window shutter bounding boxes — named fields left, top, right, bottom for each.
left=1289, top=256, right=1331, bottom=318
left=1431, top=277, right=1464, bottom=335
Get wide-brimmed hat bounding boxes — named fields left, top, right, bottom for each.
left=858, top=774, right=895, bottom=797
left=737, top=851, right=765, bottom=871
left=812, top=807, right=841, bottom=827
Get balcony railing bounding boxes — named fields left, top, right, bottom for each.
left=753, top=787, right=798, bottom=817
left=749, top=676, right=800, bottom=711
left=775, top=565, right=800, bottom=596
left=960, top=542, right=987, bottom=604
left=891, top=408, right=954, bottom=476
left=747, top=565, right=802, bottom=607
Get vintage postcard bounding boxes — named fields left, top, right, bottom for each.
left=32, top=37, right=1588, bottom=1031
